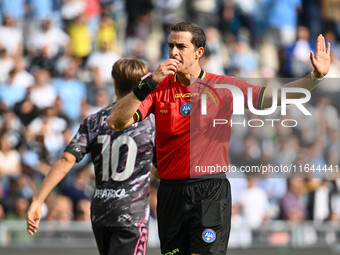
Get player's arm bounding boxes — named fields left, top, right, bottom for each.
left=262, top=34, right=331, bottom=109
left=107, top=59, right=179, bottom=131
left=26, top=151, right=76, bottom=236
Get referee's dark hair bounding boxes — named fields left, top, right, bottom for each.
left=111, top=58, right=148, bottom=96
left=171, top=21, right=206, bottom=50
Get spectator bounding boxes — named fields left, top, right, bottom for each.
left=13, top=87, right=41, bottom=126
left=0, top=70, right=26, bottom=109
left=0, top=0, right=26, bottom=23
left=29, top=47, right=58, bottom=76
left=273, top=134, right=300, bottom=167
left=186, top=0, right=219, bottom=28
left=60, top=166, right=93, bottom=211
left=153, top=0, right=184, bottom=60
left=284, top=26, right=314, bottom=77
left=229, top=31, right=258, bottom=77
left=233, top=0, right=267, bottom=42
left=228, top=204, right=252, bottom=248
left=200, top=27, right=226, bottom=75
left=67, top=14, right=92, bottom=64
left=60, top=0, right=84, bottom=25
left=265, top=0, right=302, bottom=49
left=89, top=88, right=111, bottom=113
left=84, top=0, right=102, bottom=41
left=30, top=68, right=57, bottom=110
left=257, top=175, right=287, bottom=219
left=125, top=0, right=153, bottom=40
left=300, top=0, right=322, bottom=41
left=10, top=57, right=35, bottom=89
left=53, top=60, right=87, bottom=122
left=232, top=134, right=262, bottom=168
left=27, top=0, right=53, bottom=21
left=5, top=195, right=30, bottom=220
left=0, top=15, right=23, bottom=57
left=0, top=132, right=22, bottom=178
left=280, top=178, right=307, bottom=222
left=27, top=106, right=68, bottom=160
left=320, top=0, right=340, bottom=39
left=46, top=194, right=74, bottom=223
left=237, top=177, right=270, bottom=228
left=26, top=19, right=70, bottom=59
left=86, top=40, right=120, bottom=87
left=0, top=110, right=23, bottom=149
left=306, top=179, right=338, bottom=222
left=96, top=15, right=118, bottom=52
left=0, top=49, right=14, bottom=83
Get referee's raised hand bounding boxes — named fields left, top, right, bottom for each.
left=310, top=34, right=331, bottom=79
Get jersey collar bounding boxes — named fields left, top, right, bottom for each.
left=174, top=69, right=206, bottom=82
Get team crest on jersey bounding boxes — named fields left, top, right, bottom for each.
left=202, top=229, right=216, bottom=243
left=180, top=103, right=192, bottom=116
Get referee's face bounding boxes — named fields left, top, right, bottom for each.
left=168, top=31, right=199, bottom=74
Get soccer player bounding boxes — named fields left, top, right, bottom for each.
left=107, top=22, right=330, bottom=255
left=26, top=58, right=155, bottom=255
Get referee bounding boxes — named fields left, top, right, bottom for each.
left=107, top=22, right=330, bottom=255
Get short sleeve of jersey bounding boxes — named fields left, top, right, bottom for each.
left=232, top=78, right=266, bottom=110
left=136, top=90, right=155, bottom=122
left=64, top=120, right=90, bottom=162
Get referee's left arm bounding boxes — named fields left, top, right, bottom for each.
left=262, top=34, right=330, bottom=109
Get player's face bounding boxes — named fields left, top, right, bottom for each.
left=168, top=31, right=200, bottom=73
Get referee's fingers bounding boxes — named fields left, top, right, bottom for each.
left=160, top=61, right=178, bottom=74
left=168, top=63, right=178, bottom=72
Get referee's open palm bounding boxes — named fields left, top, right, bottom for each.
left=310, top=34, right=331, bottom=78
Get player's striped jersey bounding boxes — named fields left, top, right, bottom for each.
left=65, top=103, right=155, bottom=227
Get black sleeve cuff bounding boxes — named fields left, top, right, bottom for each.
left=257, top=87, right=267, bottom=110
left=136, top=109, right=143, bottom=122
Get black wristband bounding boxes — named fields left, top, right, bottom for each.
left=133, top=86, right=150, bottom=101
left=133, top=74, right=158, bottom=101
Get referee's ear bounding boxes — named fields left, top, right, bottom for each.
left=195, top=47, right=204, bottom=60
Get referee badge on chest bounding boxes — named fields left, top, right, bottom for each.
left=180, top=103, right=192, bottom=116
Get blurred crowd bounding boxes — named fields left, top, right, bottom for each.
left=0, top=0, right=339, bottom=240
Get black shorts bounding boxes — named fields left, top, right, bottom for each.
left=92, top=225, right=148, bottom=255
left=157, top=175, right=232, bottom=255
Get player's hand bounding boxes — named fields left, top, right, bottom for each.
left=152, top=59, right=179, bottom=83
left=310, top=34, right=331, bottom=78
left=26, top=200, right=42, bottom=236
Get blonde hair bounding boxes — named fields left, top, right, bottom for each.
left=111, top=58, right=148, bottom=96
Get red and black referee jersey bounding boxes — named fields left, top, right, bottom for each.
left=136, top=70, right=266, bottom=180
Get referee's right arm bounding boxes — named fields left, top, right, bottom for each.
left=107, top=92, right=141, bottom=131
left=108, top=59, right=179, bottom=131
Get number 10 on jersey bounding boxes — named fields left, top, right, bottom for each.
left=98, top=135, right=138, bottom=182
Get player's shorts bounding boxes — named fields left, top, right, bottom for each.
left=92, top=225, right=148, bottom=255
left=157, top=174, right=232, bottom=255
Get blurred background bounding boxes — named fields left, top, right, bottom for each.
left=0, top=0, right=339, bottom=254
